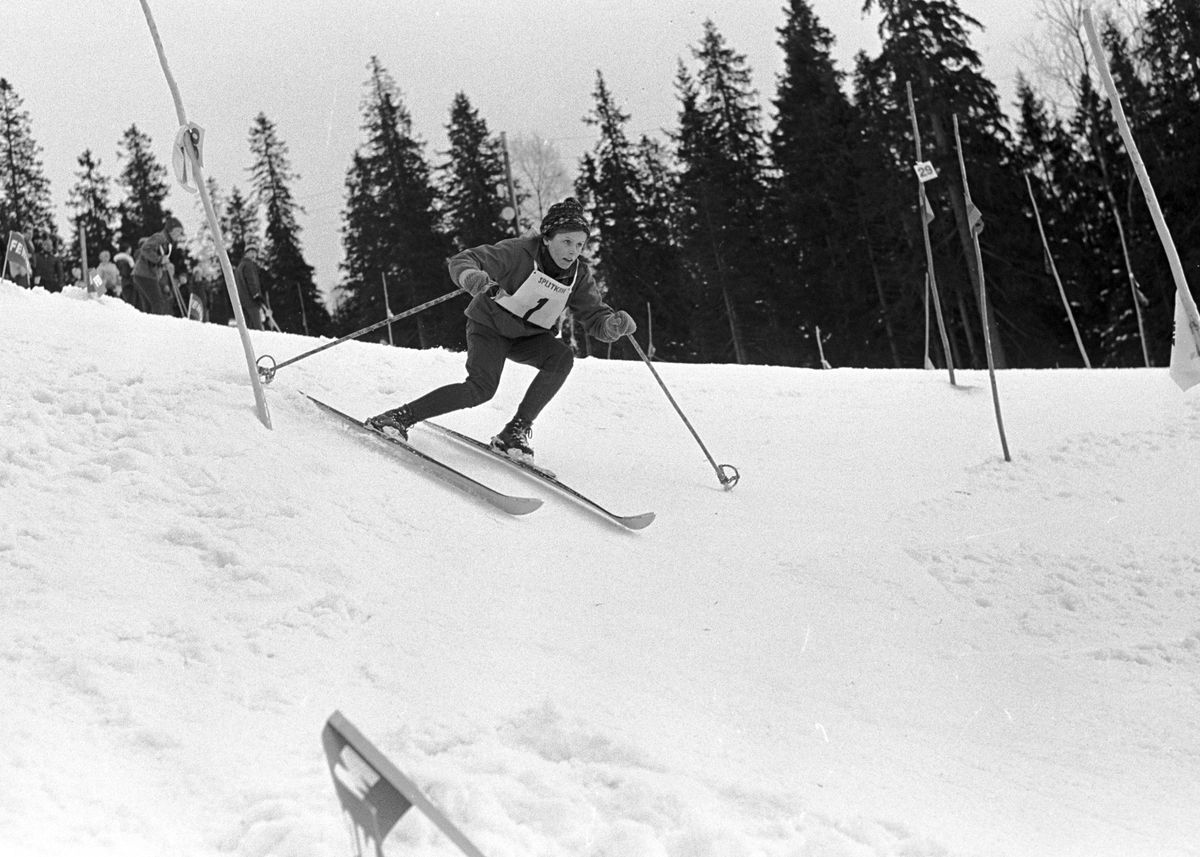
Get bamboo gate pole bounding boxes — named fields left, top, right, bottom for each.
left=136, top=0, right=272, bottom=428
left=296, top=279, right=310, bottom=336
left=815, top=325, right=832, bottom=369
left=906, top=82, right=956, bottom=385
left=1083, top=10, right=1200, bottom=390
left=501, top=132, right=521, bottom=236
left=953, top=115, right=1011, bottom=462
left=1024, top=174, right=1091, bottom=368
left=77, top=222, right=89, bottom=293
left=382, top=272, right=394, bottom=346
left=922, top=272, right=933, bottom=369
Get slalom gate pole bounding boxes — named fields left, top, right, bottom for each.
left=382, top=272, right=394, bottom=346
left=137, top=0, right=272, bottom=429
left=953, top=115, right=1011, bottom=463
left=1083, top=10, right=1200, bottom=388
left=256, top=288, right=464, bottom=383
left=625, top=334, right=739, bottom=490
left=1025, top=173, right=1091, bottom=368
left=907, top=82, right=956, bottom=385
left=77, top=222, right=89, bottom=292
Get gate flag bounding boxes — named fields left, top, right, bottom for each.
left=5, top=231, right=32, bottom=279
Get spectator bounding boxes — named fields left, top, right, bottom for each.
left=131, top=217, right=184, bottom=315
left=208, top=270, right=233, bottom=326
left=233, top=242, right=265, bottom=330
left=113, top=246, right=135, bottom=304
left=32, top=238, right=64, bottom=292
left=176, top=270, right=200, bottom=321
left=94, top=250, right=121, bottom=297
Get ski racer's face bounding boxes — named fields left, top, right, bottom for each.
left=544, top=230, right=587, bottom=269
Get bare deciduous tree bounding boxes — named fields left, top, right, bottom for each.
left=1019, top=0, right=1146, bottom=109
left=508, top=133, right=573, bottom=224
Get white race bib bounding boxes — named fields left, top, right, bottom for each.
left=493, top=262, right=576, bottom=329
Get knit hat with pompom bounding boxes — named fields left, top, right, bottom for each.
left=539, top=197, right=590, bottom=238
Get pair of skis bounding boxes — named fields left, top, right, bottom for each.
left=305, top=395, right=655, bottom=530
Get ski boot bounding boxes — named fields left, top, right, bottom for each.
left=365, top=405, right=415, bottom=441
left=491, top=415, right=535, bottom=463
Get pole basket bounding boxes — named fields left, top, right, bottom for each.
left=256, top=354, right=278, bottom=384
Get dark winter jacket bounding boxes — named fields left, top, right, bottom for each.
left=132, top=232, right=173, bottom=281
left=33, top=252, right=64, bottom=292
left=234, top=255, right=262, bottom=305
left=448, top=234, right=616, bottom=340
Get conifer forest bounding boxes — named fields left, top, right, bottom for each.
left=3, top=0, right=1197, bottom=369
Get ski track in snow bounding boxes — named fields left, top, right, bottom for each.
left=1, top=280, right=1198, bottom=857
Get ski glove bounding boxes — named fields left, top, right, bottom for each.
left=458, top=268, right=496, bottom=297
left=599, top=310, right=636, bottom=342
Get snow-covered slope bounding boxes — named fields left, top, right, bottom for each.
left=1, top=280, right=1197, bottom=857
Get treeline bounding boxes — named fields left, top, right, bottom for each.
left=339, top=0, right=1200, bottom=368
left=570, top=0, right=1199, bottom=368
left=4, top=0, right=1198, bottom=367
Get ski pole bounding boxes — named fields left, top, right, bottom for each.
left=257, top=288, right=464, bottom=383
left=626, top=334, right=739, bottom=490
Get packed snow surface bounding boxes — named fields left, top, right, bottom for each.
left=1, top=280, right=1198, bottom=857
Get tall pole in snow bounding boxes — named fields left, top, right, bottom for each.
left=953, top=115, right=1011, bottom=462
left=136, top=0, right=272, bottom=429
left=382, top=272, right=394, bottom=346
left=500, top=132, right=521, bottom=236
left=1083, top=10, right=1200, bottom=390
left=1025, top=173, right=1091, bottom=368
left=906, top=82, right=956, bottom=385
left=77, top=221, right=89, bottom=292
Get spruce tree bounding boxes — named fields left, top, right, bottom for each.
left=845, top=50, right=926, bottom=368
left=116, top=124, right=172, bottom=249
left=1013, top=77, right=1100, bottom=367
left=221, top=185, right=258, bottom=259
left=577, top=72, right=686, bottom=359
left=66, top=149, right=118, bottom=267
left=192, top=176, right=225, bottom=281
left=248, top=112, right=331, bottom=336
left=672, top=20, right=773, bottom=364
left=1136, top=0, right=1200, bottom=358
left=1067, top=61, right=1153, bottom=367
left=0, top=78, right=57, bottom=247
left=337, top=57, right=453, bottom=348
left=438, top=92, right=509, bottom=251
left=862, top=0, right=1050, bottom=367
left=771, top=0, right=874, bottom=366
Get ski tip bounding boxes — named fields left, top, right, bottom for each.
left=506, top=497, right=545, bottom=516
left=619, top=512, right=656, bottom=530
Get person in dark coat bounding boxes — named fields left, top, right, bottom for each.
left=365, top=197, right=636, bottom=463
left=233, top=242, right=264, bottom=330
left=32, top=238, right=64, bottom=292
left=132, top=217, right=185, bottom=314
left=113, top=246, right=136, bottom=305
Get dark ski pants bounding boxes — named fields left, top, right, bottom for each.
left=131, top=273, right=170, bottom=315
left=239, top=293, right=263, bottom=330
left=406, top=319, right=574, bottom=425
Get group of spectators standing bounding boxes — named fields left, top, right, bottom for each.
left=5, top=219, right=270, bottom=330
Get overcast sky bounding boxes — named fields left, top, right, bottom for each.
left=3, top=1, right=1042, bottom=299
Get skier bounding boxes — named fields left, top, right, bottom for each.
left=366, top=197, right=636, bottom=463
